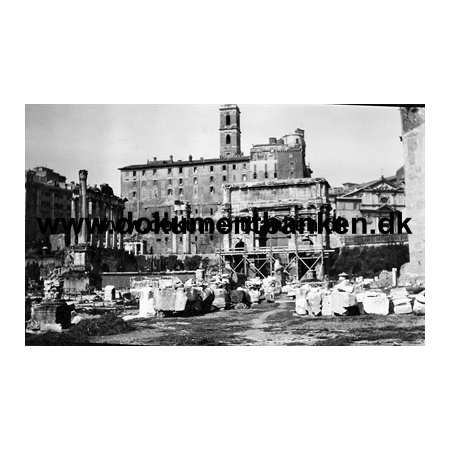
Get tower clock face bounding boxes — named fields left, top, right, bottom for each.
left=289, top=153, right=293, bottom=158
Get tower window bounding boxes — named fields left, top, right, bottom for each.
left=168, top=168, right=172, bottom=175
left=226, top=114, right=231, bottom=126
left=142, top=170, right=146, bottom=176
left=153, top=169, right=157, bottom=175
left=193, top=177, right=198, bottom=184
left=133, top=171, right=137, bottom=177
left=210, top=176, right=214, bottom=183
left=179, top=178, right=183, bottom=185
left=167, top=189, right=173, bottom=195
left=179, top=167, right=183, bottom=174
left=210, top=186, right=215, bottom=193
left=242, top=174, right=247, bottom=181
left=179, top=188, right=183, bottom=195
left=168, top=179, right=172, bottom=185
left=210, top=166, right=214, bottom=172
left=210, top=208, right=214, bottom=215
left=232, top=164, right=236, bottom=170
left=222, top=165, right=226, bottom=171
left=226, top=134, right=231, bottom=145
left=223, top=175, right=227, bottom=182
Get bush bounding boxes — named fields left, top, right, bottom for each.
left=329, top=244, right=409, bottom=278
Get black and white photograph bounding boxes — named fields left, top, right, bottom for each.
left=4, top=1, right=445, bottom=449
left=25, top=104, right=425, bottom=346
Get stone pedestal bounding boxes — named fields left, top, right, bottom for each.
left=29, top=301, right=72, bottom=332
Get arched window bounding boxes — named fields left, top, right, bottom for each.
left=226, top=114, right=231, bottom=126
left=226, top=134, right=231, bottom=145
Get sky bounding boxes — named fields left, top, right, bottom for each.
left=25, top=105, right=405, bottom=195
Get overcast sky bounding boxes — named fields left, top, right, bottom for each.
left=25, top=104, right=404, bottom=195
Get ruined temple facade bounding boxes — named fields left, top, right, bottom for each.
left=119, top=105, right=312, bottom=255
left=25, top=166, right=126, bottom=251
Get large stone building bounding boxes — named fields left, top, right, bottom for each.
left=119, top=105, right=312, bottom=255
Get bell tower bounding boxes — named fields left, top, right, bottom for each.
left=219, top=104, right=241, bottom=158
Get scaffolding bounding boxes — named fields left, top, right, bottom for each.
left=216, top=243, right=334, bottom=281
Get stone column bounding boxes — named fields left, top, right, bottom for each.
left=112, top=206, right=118, bottom=249
left=105, top=206, right=110, bottom=249
left=70, top=194, right=77, bottom=246
left=89, top=199, right=94, bottom=246
left=78, top=170, right=88, bottom=245
left=118, top=207, right=124, bottom=250
left=222, top=204, right=232, bottom=252
left=182, top=203, right=191, bottom=254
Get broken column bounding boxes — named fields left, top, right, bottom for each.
left=70, top=194, right=78, bottom=246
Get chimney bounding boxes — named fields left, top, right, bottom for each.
left=269, top=137, right=277, bottom=145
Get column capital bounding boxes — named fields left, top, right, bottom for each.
left=79, top=169, right=88, bottom=181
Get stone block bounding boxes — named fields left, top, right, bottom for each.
left=393, top=302, right=412, bottom=314
left=321, top=294, right=332, bottom=316
left=295, top=286, right=309, bottom=315
left=330, top=292, right=356, bottom=315
left=306, top=291, right=322, bottom=316
left=139, top=287, right=155, bottom=317
left=358, top=292, right=389, bottom=315
left=104, top=285, right=116, bottom=302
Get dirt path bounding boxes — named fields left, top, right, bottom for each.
left=241, top=303, right=290, bottom=344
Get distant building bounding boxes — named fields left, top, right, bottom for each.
left=329, top=167, right=407, bottom=247
left=119, top=104, right=312, bottom=255
left=25, top=167, right=75, bottom=249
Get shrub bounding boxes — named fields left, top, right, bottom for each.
left=329, top=244, right=409, bottom=278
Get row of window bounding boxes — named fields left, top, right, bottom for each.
left=125, top=163, right=250, bottom=180
left=130, top=171, right=287, bottom=199
left=131, top=168, right=286, bottom=188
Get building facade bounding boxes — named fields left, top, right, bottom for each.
left=119, top=104, right=312, bottom=255
left=329, top=168, right=407, bottom=247
left=25, top=167, right=75, bottom=249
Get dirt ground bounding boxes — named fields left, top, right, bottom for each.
left=90, top=300, right=425, bottom=346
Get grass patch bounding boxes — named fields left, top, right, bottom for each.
left=25, top=313, right=135, bottom=346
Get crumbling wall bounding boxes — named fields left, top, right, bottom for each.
left=400, top=107, right=425, bottom=283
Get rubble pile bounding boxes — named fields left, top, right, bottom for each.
left=293, top=277, right=425, bottom=317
